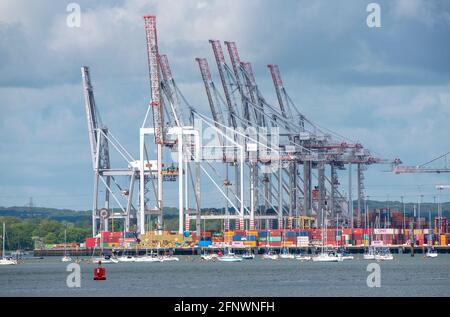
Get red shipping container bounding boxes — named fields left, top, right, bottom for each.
left=343, top=229, right=353, bottom=235
left=111, top=232, right=122, bottom=238
left=85, top=237, right=98, bottom=248
left=354, top=228, right=363, bottom=235
left=269, top=242, right=282, bottom=247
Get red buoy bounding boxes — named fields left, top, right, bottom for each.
left=93, top=261, right=106, bottom=280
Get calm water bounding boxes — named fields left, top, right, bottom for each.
left=0, top=255, right=449, bottom=296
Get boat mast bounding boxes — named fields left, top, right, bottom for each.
left=2, top=222, right=5, bottom=260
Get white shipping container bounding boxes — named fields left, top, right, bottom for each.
left=374, top=228, right=394, bottom=235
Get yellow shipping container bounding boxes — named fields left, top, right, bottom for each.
left=243, top=241, right=257, bottom=247
left=413, top=229, right=423, bottom=235
left=440, top=235, right=447, bottom=246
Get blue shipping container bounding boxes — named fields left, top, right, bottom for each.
left=232, top=236, right=242, bottom=241
left=198, top=241, right=212, bottom=247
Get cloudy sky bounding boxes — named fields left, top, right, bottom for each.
left=1, top=0, right=450, bottom=210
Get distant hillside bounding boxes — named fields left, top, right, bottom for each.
left=363, top=200, right=450, bottom=218
left=0, top=206, right=91, bottom=222
left=1, top=200, right=449, bottom=222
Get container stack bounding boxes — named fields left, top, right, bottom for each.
left=258, top=231, right=269, bottom=246
left=297, top=231, right=309, bottom=247
left=231, top=230, right=245, bottom=248
left=282, top=231, right=297, bottom=247
left=268, top=230, right=282, bottom=247
left=244, top=230, right=258, bottom=247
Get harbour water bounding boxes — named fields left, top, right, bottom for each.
left=0, top=255, right=449, bottom=297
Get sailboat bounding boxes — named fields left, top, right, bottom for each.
left=312, top=210, right=342, bottom=262
left=0, top=222, right=17, bottom=265
left=374, top=247, right=394, bottom=261
left=217, top=247, right=243, bottom=262
left=295, top=249, right=311, bottom=261
left=425, top=212, right=438, bottom=258
left=262, top=248, right=279, bottom=260
left=61, top=229, right=72, bottom=262
left=160, top=249, right=180, bottom=262
left=363, top=246, right=376, bottom=260
left=91, top=233, right=118, bottom=264
left=279, top=247, right=295, bottom=259
left=242, top=248, right=255, bottom=260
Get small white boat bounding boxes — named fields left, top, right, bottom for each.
left=135, top=254, right=162, bottom=262
left=92, top=255, right=119, bottom=264
left=425, top=248, right=438, bottom=258
left=218, top=255, right=243, bottom=262
left=160, top=255, right=180, bottom=262
left=363, top=246, right=376, bottom=260
left=218, top=247, right=242, bottom=262
left=279, top=248, right=295, bottom=259
left=61, top=255, right=72, bottom=262
left=312, top=252, right=342, bottom=262
left=61, top=229, right=72, bottom=262
left=338, top=250, right=354, bottom=260
left=242, top=252, right=255, bottom=260
left=374, top=248, right=394, bottom=261
left=0, top=258, right=17, bottom=265
left=200, top=253, right=217, bottom=261
left=1, top=223, right=17, bottom=266
left=262, top=251, right=279, bottom=260
left=363, top=253, right=375, bottom=260
left=117, top=255, right=137, bottom=262
left=295, top=255, right=312, bottom=261
left=375, top=253, right=394, bottom=261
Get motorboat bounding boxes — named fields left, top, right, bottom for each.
left=61, top=255, right=72, bottom=262
left=0, top=223, right=17, bottom=266
left=425, top=247, right=438, bottom=258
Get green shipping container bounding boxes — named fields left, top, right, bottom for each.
left=269, top=237, right=282, bottom=242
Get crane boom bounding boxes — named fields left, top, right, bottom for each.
left=196, top=58, right=225, bottom=128
left=159, top=54, right=183, bottom=127
left=81, top=66, right=99, bottom=169
left=209, top=40, right=238, bottom=129
left=224, top=41, right=250, bottom=124
left=267, top=64, right=290, bottom=120
left=143, top=15, right=164, bottom=144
